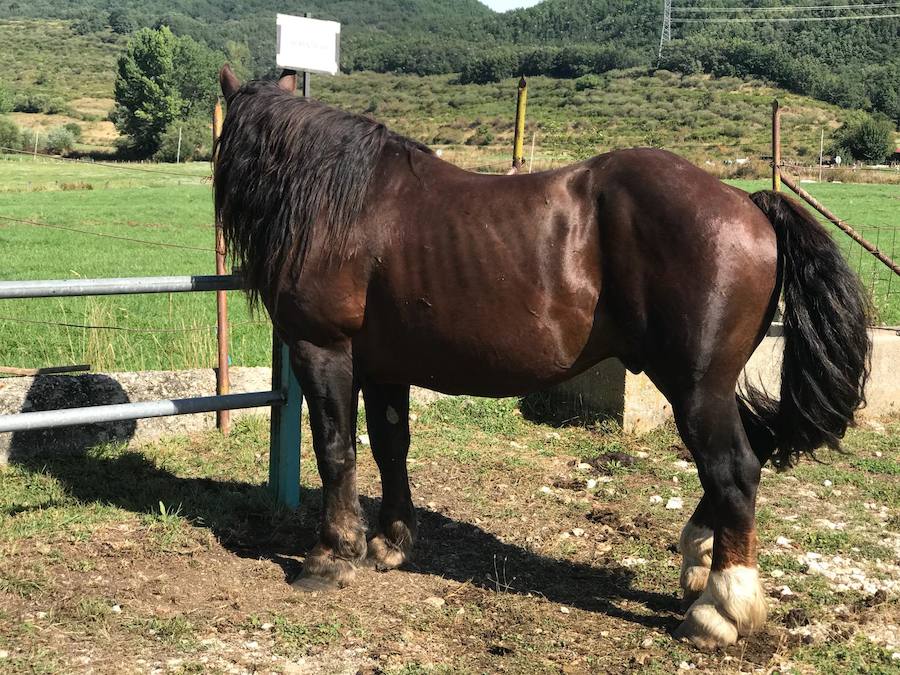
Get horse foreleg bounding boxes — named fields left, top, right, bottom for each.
left=362, top=382, right=417, bottom=571
left=291, top=342, right=367, bottom=591
left=672, top=390, right=767, bottom=651
left=679, top=499, right=714, bottom=610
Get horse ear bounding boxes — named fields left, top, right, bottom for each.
left=219, top=64, right=241, bottom=103
left=277, top=69, right=298, bottom=94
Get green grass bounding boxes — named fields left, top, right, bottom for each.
left=0, top=158, right=270, bottom=371
left=731, top=180, right=900, bottom=325
left=0, top=152, right=895, bottom=374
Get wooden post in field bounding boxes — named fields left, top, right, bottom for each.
left=818, top=129, right=825, bottom=183
left=512, top=76, right=528, bottom=173
left=213, top=99, right=231, bottom=435
left=772, top=99, right=781, bottom=192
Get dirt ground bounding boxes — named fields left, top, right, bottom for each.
left=0, top=398, right=897, bottom=674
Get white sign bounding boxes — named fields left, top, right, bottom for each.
left=276, top=14, right=341, bottom=76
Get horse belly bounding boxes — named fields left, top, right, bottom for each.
left=354, top=284, right=603, bottom=397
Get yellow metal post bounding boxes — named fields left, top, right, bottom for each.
left=512, top=76, right=528, bottom=173
left=772, top=99, right=781, bottom=193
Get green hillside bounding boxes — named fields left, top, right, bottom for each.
left=0, top=16, right=887, bottom=178
left=0, top=1, right=896, bottom=121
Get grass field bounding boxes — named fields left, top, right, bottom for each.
left=0, top=156, right=897, bottom=373
left=0, top=397, right=897, bottom=672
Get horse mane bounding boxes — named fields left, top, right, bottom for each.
left=213, top=81, right=432, bottom=306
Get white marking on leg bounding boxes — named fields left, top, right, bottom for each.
left=677, top=565, right=767, bottom=649
left=385, top=405, right=400, bottom=425
left=705, top=566, right=767, bottom=636
left=679, top=520, right=713, bottom=595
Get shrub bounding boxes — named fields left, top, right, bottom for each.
left=832, top=115, right=895, bottom=162
left=64, top=122, right=83, bottom=140
left=153, top=117, right=212, bottom=163
left=0, top=117, right=22, bottom=150
left=465, top=125, right=495, bottom=146
left=0, top=83, right=12, bottom=114
left=45, top=127, right=76, bottom=155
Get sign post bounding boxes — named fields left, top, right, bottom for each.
left=276, top=13, right=341, bottom=78
left=266, top=13, right=342, bottom=508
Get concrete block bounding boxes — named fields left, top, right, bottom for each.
left=540, top=330, right=899, bottom=434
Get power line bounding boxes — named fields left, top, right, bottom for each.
left=673, top=2, right=900, bottom=12
left=0, top=214, right=215, bottom=253
left=673, top=12, right=900, bottom=22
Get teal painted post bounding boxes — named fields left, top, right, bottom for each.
left=269, top=335, right=302, bottom=509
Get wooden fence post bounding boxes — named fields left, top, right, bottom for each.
left=269, top=335, right=302, bottom=509
left=512, top=76, right=528, bottom=173
left=772, top=99, right=781, bottom=193
left=213, top=99, right=231, bottom=435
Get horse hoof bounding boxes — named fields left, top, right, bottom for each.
left=674, top=604, right=738, bottom=651
left=293, top=554, right=357, bottom=591
left=364, top=534, right=408, bottom=572
left=291, top=574, right=340, bottom=593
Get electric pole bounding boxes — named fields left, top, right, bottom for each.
left=657, top=0, right=672, bottom=66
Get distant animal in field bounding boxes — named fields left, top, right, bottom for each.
left=214, top=65, right=870, bottom=651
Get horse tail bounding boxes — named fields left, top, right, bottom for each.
left=739, top=190, right=871, bottom=468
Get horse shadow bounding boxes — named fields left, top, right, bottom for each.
left=5, top=376, right=680, bottom=632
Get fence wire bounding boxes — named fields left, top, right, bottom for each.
left=0, top=315, right=268, bottom=334
left=0, top=214, right=215, bottom=253
left=0, top=146, right=208, bottom=179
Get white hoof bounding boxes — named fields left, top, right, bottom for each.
left=677, top=566, right=767, bottom=650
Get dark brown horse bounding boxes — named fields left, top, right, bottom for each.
left=214, top=66, right=870, bottom=651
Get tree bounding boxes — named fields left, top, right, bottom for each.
left=111, top=27, right=182, bottom=157
left=832, top=115, right=895, bottom=162
left=45, top=127, right=76, bottom=155
left=154, top=116, right=212, bottom=163
left=172, top=35, right=220, bottom=119
left=0, top=82, right=12, bottom=114
left=108, top=9, right=138, bottom=35
left=0, top=117, right=22, bottom=150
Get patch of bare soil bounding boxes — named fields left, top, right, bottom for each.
left=1, top=416, right=897, bottom=673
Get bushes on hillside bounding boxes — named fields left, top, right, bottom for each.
left=0, top=117, right=22, bottom=150
left=153, top=117, right=212, bottom=162
left=45, top=127, right=76, bottom=155
left=458, top=45, right=644, bottom=84
left=832, top=115, right=895, bottom=163
left=658, top=38, right=900, bottom=126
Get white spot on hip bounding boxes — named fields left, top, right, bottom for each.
left=386, top=405, right=400, bottom=425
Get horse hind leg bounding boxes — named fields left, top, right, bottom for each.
left=290, top=342, right=367, bottom=591
left=678, top=398, right=779, bottom=610
left=362, top=382, right=417, bottom=571
left=672, top=388, right=767, bottom=650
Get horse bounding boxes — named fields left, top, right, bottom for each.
left=213, top=65, right=870, bottom=651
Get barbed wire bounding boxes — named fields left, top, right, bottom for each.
left=0, top=146, right=208, bottom=179
left=0, top=315, right=269, bottom=333
left=0, top=214, right=215, bottom=252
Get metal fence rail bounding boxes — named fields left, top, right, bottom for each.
left=0, top=275, right=242, bottom=299
left=0, top=390, right=283, bottom=433
left=0, top=273, right=303, bottom=508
